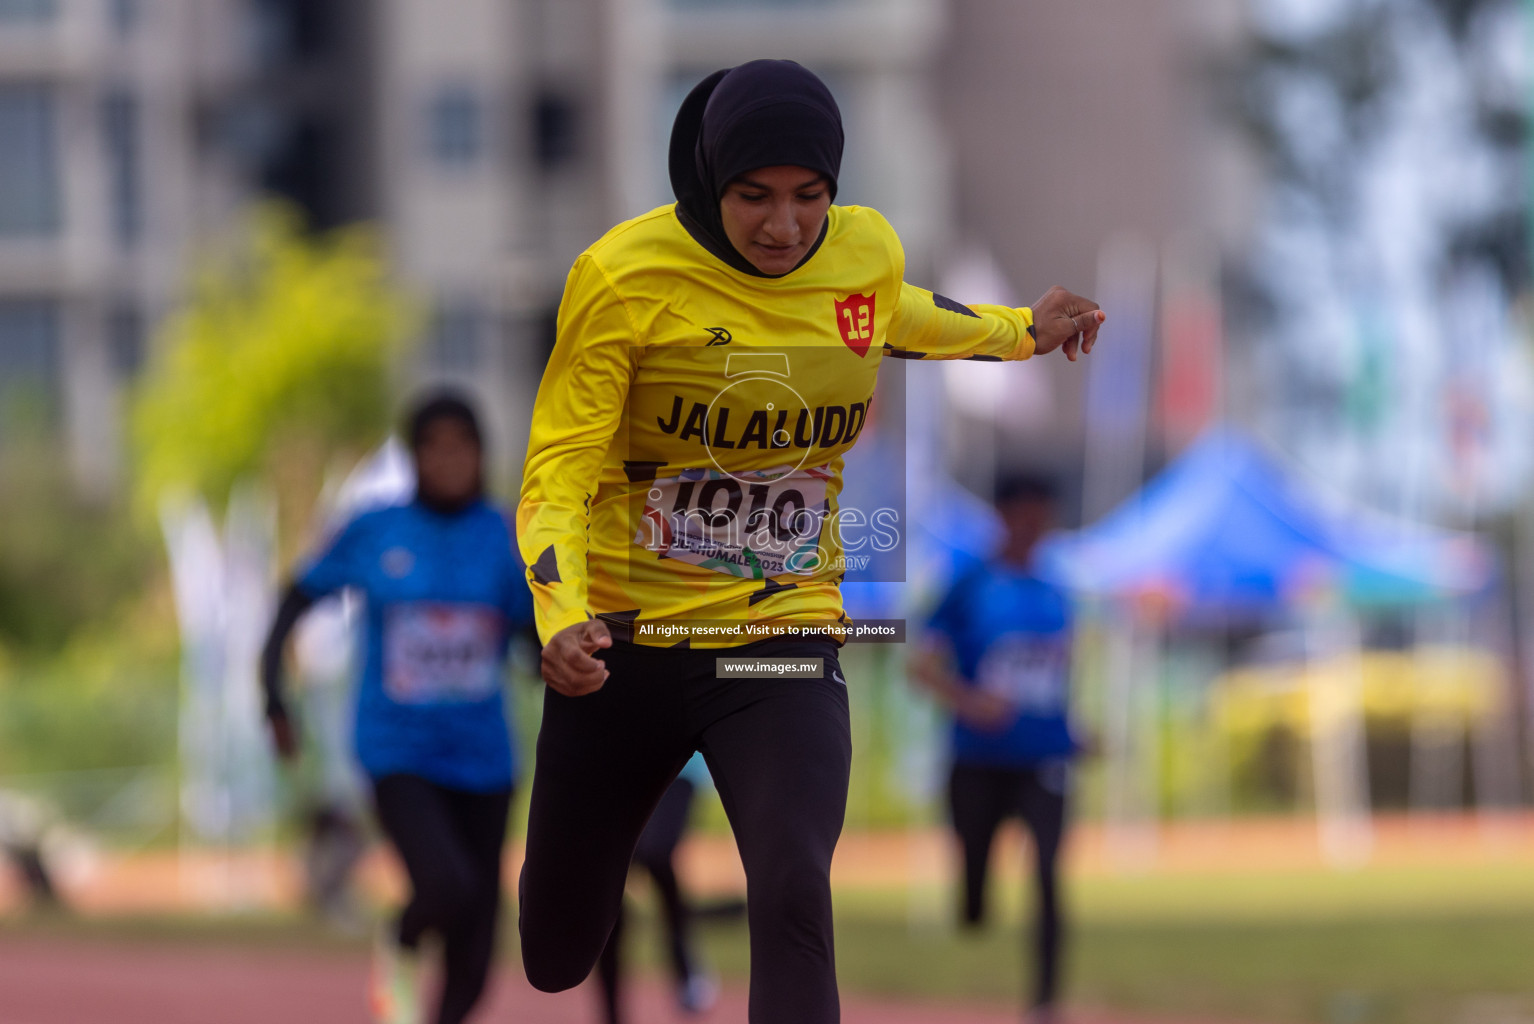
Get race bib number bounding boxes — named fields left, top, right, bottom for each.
left=975, top=634, right=1069, bottom=713
left=383, top=602, right=503, bottom=704
left=635, top=465, right=832, bottom=579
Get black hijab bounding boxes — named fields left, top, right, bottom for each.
left=406, top=390, right=484, bottom=515
left=669, top=59, right=844, bottom=278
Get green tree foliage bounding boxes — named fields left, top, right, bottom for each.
left=0, top=443, right=157, bottom=660
left=131, top=203, right=418, bottom=540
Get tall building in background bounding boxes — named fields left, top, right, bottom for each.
left=240, top=0, right=379, bottom=231
left=3, top=0, right=1253, bottom=519
left=0, top=0, right=389, bottom=494
left=0, top=0, right=955, bottom=495
left=0, top=0, right=554, bottom=494
left=371, top=0, right=540, bottom=478
left=0, top=0, right=251, bottom=494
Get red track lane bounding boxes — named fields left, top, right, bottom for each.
left=0, top=936, right=1230, bottom=1024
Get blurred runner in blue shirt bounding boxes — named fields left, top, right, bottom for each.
left=912, top=474, right=1079, bottom=1024
left=261, top=392, right=533, bottom=1024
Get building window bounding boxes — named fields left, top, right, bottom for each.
left=107, top=303, right=143, bottom=378
left=531, top=89, right=580, bottom=172
left=102, top=89, right=141, bottom=247
left=0, top=299, right=60, bottom=437
left=432, top=303, right=482, bottom=371
left=0, top=0, right=55, bottom=22
left=666, top=0, right=833, bottom=8
left=428, top=87, right=483, bottom=166
left=249, top=0, right=334, bottom=66
left=107, top=0, right=138, bottom=36
left=0, top=84, right=61, bottom=237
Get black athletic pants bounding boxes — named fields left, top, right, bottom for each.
left=948, top=761, right=1067, bottom=1010
left=373, top=774, right=512, bottom=1024
left=596, top=776, right=698, bottom=1024
left=520, top=638, right=851, bottom=1024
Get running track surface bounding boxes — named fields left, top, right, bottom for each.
left=0, top=937, right=1233, bottom=1024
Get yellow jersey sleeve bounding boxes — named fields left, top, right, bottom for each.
left=518, top=254, right=639, bottom=644
left=885, top=280, right=1036, bottom=362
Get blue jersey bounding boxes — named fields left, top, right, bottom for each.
left=297, top=498, right=533, bottom=791
left=926, top=559, right=1076, bottom=767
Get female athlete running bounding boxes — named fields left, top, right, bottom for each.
left=262, top=393, right=533, bottom=1024
left=516, top=59, right=1102, bottom=1023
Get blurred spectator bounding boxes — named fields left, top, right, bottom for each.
left=0, top=790, right=63, bottom=910
left=301, top=800, right=369, bottom=933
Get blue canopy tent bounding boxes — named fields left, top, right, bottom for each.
left=1038, top=429, right=1497, bottom=621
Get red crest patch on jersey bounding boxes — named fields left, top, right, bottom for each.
left=834, top=293, right=876, bottom=357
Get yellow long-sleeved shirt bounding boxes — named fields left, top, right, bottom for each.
left=518, top=203, right=1035, bottom=646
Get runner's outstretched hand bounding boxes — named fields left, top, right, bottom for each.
left=1029, top=286, right=1105, bottom=361
left=542, top=620, right=612, bottom=697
